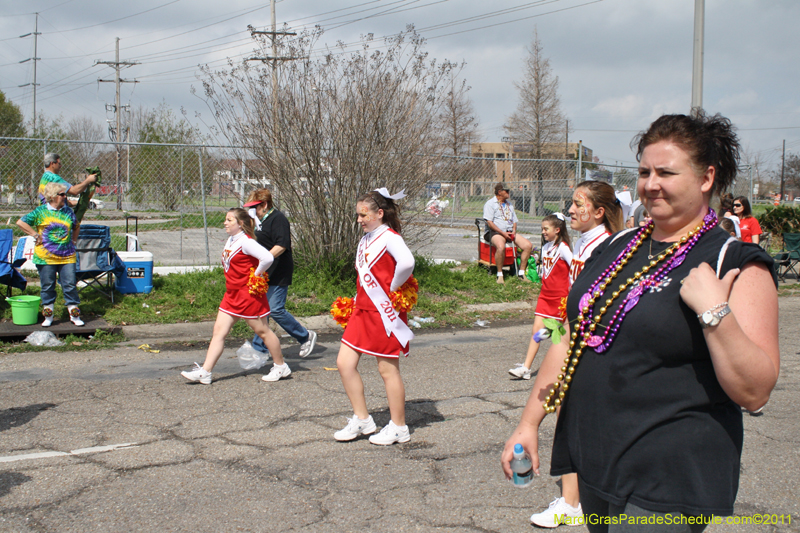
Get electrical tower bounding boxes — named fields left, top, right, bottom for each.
left=96, top=37, right=139, bottom=210
left=19, top=13, right=41, bottom=136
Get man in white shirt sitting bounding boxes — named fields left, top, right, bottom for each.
left=483, top=182, right=533, bottom=284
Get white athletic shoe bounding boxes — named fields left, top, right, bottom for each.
left=368, top=420, right=411, bottom=445
left=181, top=363, right=212, bottom=385
left=530, top=497, right=584, bottom=528
left=508, top=364, right=532, bottom=380
left=298, top=330, right=317, bottom=358
left=334, top=415, right=377, bottom=441
left=261, top=363, right=291, bottom=382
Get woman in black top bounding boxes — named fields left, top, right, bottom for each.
left=501, top=111, right=779, bottom=531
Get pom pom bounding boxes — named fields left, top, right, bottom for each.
left=330, top=296, right=355, bottom=329
left=247, top=268, right=269, bottom=297
left=389, top=276, right=418, bottom=313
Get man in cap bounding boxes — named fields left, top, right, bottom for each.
left=242, top=189, right=317, bottom=358
left=483, top=182, right=532, bottom=283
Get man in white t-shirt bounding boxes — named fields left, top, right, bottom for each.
left=483, top=182, right=533, bottom=283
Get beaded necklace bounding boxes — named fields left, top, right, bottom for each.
left=543, top=208, right=719, bottom=413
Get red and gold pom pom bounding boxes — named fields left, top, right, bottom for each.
left=389, top=276, right=418, bottom=313
left=247, top=268, right=269, bottom=297
left=330, top=296, right=355, bottom=329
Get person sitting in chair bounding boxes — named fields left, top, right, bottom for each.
left=483, top=182, right=533, bottom=284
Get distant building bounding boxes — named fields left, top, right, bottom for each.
left=469, top=141, right=592, bottom=185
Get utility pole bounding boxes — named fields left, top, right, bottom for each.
left=247, top=0, right=303, bottom=172
left=96, top=37, right=139, bottom=210
left=780, top=139, right=786, bottom=202
left=691, top=0, right=704, bottom=115
left=19, top=13, right=41, bottom=136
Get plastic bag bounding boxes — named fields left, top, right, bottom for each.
left=236, top=340, right=269, bottom=370
left=24, top=331, right=64, bottom=347
left=526, top=266, right=541, bottom=283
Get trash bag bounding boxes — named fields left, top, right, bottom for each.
left=24, top=331, right=64, bottom=347
left=236, top=340, right=269, bottom=370
left=526, top=266, right=541, bottom=283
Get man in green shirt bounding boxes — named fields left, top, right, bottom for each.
left=38, top=153, right=98, bottom=205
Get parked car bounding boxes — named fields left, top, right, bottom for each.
left=67, top=197, right=105, bottom=210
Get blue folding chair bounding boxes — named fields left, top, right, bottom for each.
left=75, top=224, right=126, bottom=303
left=0, top=230, right=27, bottom=297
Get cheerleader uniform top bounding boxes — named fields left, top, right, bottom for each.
left=568, top=224, right=610, bottom=285
left=341, top=224, right=415, bottom=358
left=218, top=231, right=274, bottom=319
left=535, top=241, right=572, bottom=321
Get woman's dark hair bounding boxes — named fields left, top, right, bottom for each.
left=632, top=110, right=741, bottom=196
left=719, top=217, right=737, bottom=236
left=357, top=191, right=402, bottom=233
left=574, top=180, right=624, bottom=233
left=229, top=207, right=256, bottom=239
left=541, top=214, right=571, bottom=249
left=733, top=196, right=753, bottom=218
left=719, top=192, right=734, bottom=215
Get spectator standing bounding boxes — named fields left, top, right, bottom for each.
left=39, top=153, right=97, bottom=205
left=733, top=196, right=762, bottom=244
left=16, top=182, right=84, bottom=327
left=241, top=189, right=317, bottom=359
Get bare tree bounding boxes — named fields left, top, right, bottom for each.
left=438, top=71, right=480, bottom=156
left=66, top=115, right=106, bottom=168
left=196, top=27, right=456, bottom=268
left=504, top=29, right=567, bottom=215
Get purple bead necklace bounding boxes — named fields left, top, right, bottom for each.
left=542, top=209, right=719, bottom=413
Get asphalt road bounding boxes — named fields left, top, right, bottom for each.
left=0, top=298, right=798, bottom=532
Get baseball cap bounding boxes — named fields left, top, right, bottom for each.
left=243, top=200, right=262, bottom=208
left=494, top=182, right=510, bottom=194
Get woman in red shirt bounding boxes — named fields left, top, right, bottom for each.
left=733, top=196, right=762, bottom=244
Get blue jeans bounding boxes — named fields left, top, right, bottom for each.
left=37, top=263, right=80, bottom=307
left=251, top=285, right=309, bottom=354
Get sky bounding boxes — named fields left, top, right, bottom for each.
left=2, top=0, right=800, bottom=172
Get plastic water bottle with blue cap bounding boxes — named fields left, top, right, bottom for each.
left=510, top=443, right=533, bottom=487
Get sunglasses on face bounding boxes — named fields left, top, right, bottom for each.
left=57, top=193, right=67, bottom=197
left=733, top=203, right=742, bottom=207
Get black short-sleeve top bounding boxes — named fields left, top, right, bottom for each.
left=551, top=225, right=776, bottom=517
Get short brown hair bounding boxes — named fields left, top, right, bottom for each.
left=246, top=189, right=273, bottom=210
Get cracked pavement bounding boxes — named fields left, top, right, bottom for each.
left=0, top=298, right=799, bottom=532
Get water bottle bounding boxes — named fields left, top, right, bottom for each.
left=510, top=443, right=533, bottom=487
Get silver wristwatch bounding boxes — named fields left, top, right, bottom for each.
left=699, top=304, right=731, bottom=329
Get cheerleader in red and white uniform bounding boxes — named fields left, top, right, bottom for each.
left=525, top=180, right=625, bottom=529
left=181, top=208, right=288, bottom=385
left=508, top=213, right=572, bottom=380
left=335, top=189, right=415, bottom=446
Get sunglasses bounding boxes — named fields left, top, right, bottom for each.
left=57, top=193, right=67, bottom=197
left=733, top=203, right=742, bottom=207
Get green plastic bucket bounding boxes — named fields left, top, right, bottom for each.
left=6, top=295, right=42, bottom=326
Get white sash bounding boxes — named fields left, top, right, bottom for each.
left=540, top=243, right=559, bottom=279
left=221, top=232, right=246, bottom=272
left=356, top=227, right=414, bottom=348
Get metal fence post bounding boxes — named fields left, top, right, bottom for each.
left=180, top=147, right=184, bottom=260
left=199, top=145, right=210, bottom=266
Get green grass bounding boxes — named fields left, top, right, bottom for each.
left=0, top=256, right=541, bottom=334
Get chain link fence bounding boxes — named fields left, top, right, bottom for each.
left=0, top=137, right=754, bottom=266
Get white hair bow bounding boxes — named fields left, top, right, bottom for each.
left=553, top=212, right=566, bottom=222
left=374, top=188, right=406, bottom=200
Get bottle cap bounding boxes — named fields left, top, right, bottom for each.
left=514, top=443, right=523, bottom=455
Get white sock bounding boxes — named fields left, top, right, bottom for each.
left=497, top=272, right=503, bottom=277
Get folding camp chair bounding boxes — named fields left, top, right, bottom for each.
left=773, top=233, right=800, bottom=282
left=474, top=218, right=518, bottom=276
left=75, top=224, right=126, bottom=303
left=0, top=230, right=27, bottom=297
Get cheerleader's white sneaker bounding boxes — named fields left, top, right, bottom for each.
left=368, top=420, right=410, bottom=445
left=334, top=415, right=377, bottom=441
